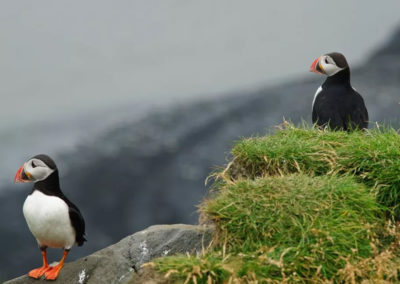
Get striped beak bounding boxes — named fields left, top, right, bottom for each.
left=14, top=164, right=32, bottom=183
left=310, top=56, right=324, bottom=74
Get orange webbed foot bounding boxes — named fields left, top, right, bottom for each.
left=44, top=264, right=63, bottom=280
left=28, top=265, right=51, bottom=279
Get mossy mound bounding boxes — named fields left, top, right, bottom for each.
left=152, top=126, right=400, bottom=283
left=203, top=175, right=383, bottom=278
left=230, top=125, right=400, bottom=219
left=155, top=175, right=398, bottom=283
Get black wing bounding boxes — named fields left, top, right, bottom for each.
left=62, top=195, right=86, bottom=246
left=347, top=91, right=369, bottom=130
left=68, top=203, right=86, bottom=246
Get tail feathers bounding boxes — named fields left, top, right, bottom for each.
left=77, top=235, right=87, bottom=246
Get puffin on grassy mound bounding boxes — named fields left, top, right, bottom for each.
left=310, top=52, right=369, bottom=130
left=14, top=154, right=86, bottom=280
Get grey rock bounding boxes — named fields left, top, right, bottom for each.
left=4, top=224, right=213, bottom=284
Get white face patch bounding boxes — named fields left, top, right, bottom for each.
left=319, top=55, right=345, bottom=76
left=24, top=158, right=55, bottom=181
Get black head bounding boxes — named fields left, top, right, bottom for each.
left=325, top=52, right=349, bottom=69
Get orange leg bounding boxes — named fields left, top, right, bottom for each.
left=28, top=249, right=51, bottom=278
left=44, top=250, right=69, bottom=280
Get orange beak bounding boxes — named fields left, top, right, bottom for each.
left=14, top=164, right=31, bottom=183
left=310, top=56, right=324, bottom=74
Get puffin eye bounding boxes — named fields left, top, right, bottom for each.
left=31, top=161, right=37, bottom=168
left=325, top=58, right=329, bottom=64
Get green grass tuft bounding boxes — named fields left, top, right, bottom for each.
left=230, top=125, right=400, bottom=219
left=155, top=174, right=393, bottom=282
left=204, top=175, right=383, bottom=271
left=205, top=174, right=384, bottom=281
left=154, top=254, right=230, bottom=283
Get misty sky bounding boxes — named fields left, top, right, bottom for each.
left=1, top=1, right=400, bottom=129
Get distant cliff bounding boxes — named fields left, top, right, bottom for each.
left=1, top=26, right=399, bottom=280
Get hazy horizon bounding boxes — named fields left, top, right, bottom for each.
left=1, top=1, right=400, bottom=130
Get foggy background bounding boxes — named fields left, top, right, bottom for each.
left=1, top=1, right=399, bottom=182
left=1, top=0, right=400, bottom=280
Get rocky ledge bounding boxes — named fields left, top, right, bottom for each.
left=5, top=224, right=212, bottom=284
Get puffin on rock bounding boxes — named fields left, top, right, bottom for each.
left=14, top=154, right=86, bottom=280
left=310, top=52, right=368, bottom=130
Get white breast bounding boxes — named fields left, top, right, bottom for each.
left=23, top=190, right=76, bottom=249
left=312, top=86, right=323, bottom=109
